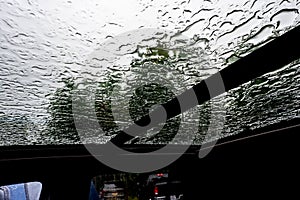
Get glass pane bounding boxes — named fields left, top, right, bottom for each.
left=92, top=171, right=184, bottom=200
left=0, top=0, right=299, bottom=145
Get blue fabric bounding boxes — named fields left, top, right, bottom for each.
left=89, top=181, right=100, bottom=200
left=6, top=184, right=27, bottom=200
left=0, top=182, right=42, bottom=200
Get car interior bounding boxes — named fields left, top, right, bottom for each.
left=1, top=0, right=299, bottom=199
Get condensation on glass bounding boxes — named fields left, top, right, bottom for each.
left=0, top=0, right=299, bottom=145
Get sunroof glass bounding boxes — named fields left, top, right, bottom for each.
left=0, top=0, right=299, bottom=146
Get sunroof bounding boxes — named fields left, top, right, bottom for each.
left=0, top=0, right=299, bottom=146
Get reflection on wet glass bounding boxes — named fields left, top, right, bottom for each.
left=0, top=0, right=299, bottom=145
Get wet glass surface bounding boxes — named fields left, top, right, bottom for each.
left=0, top=0, right=299, bottom=145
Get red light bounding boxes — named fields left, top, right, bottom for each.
left=154, top=186, right=159, bottom=195
left=157, top=173, right=164, bottom=177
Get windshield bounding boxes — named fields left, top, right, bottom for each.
left=0, top=0, right=299, bottom=146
